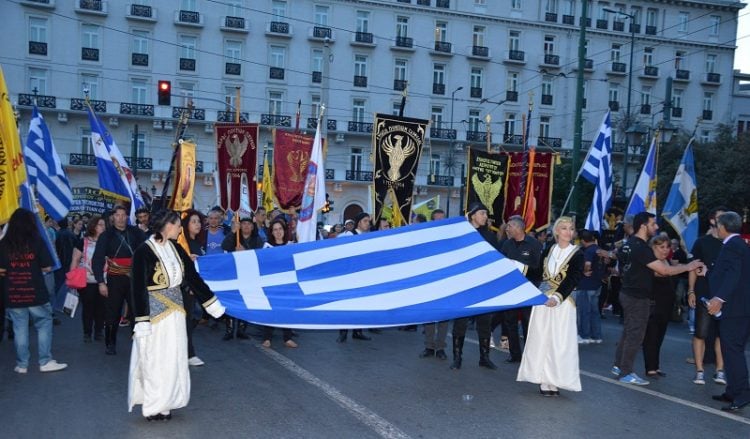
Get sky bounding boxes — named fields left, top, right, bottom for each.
left=735, top=3, right=750, bottom=73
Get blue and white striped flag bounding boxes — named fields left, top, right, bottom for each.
left=87, top=106, right=144, bottom=223
left=24, top=106, right=72, bottom=221
left=197, top=218, right=546, bottom=329
left=583, top=112, right=613, bottom=232
left=662, top=140, right=699, bottom=251
left=625, top=133, right=658, bottom=217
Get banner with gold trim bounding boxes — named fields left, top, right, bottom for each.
left=503, top=151, right=554, bottom=231
left=168, top=140, right=197, bottom=211
left=465, top=149, right=509, bottom=227
left=273, top=130, right=314, bottom=211
left=215, top=123, right=258, bottom=212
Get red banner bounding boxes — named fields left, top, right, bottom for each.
left=273, top=130, right=314, bottom=211
left=503, top=151, right=554, bottom=231
left=216, top=123, right=258, bottom=211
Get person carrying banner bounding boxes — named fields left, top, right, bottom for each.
left=517, top=216, right=584, bottom=395
left=450, top=202, right=502, bottom=370
left=128, top=210, right=226, bottom=421
left=92, top=205, right=147, bottom=355
left=499, top=215, right=543, bottom=363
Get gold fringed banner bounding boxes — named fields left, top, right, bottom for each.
left=169, top=141, right=197, bottom=211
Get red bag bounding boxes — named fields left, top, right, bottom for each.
left=65, top=267, right=87, bottom=289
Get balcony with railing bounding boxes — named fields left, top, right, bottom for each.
left=179, top=58, right=196, bottom=71
left=393, top=79, right=407, bottom=91
left=703, top=72, right=721, bottom=85
left=77, top=0, right=104, bottom=14
left=562, top=15, right=575, bottom=25
left=672, top=107, right=683, bottom=118
left=466, top=130, right=488, bottom=142
left=541, top=94, right=553, bottom=105
left=217, top=111, right=248, bottom=122
left=177, top=10, right=202, bottom=26
left=596, top=19, right=608, bottom=30
left=69, top=153, right=152, bottom=170
left=641, top=66, right=659, bottom=78
left=131, top=52, right=148, bottom=66
left=427, top=174, right=454, bottom=186
left=348, top=121, right=373, bottom=133
left=18, top=93, right=56, bottom=108
left=128, top=4, right=153, bottom=20
left=542, top=53, right=560, bottom=66
left=70, top=98, right=105, bottom=112
left=354, top=32, right=374, bottom=45
left=640, top=104, right=651, bottom=115
left=346, top=170, right=373, bottom=182
left=537, top=137, right=562, bottom=148
left=645, top=25, right=657, bottom=35
left=430, top=127, right=456, bottom=140
left=393, top=36, right=414, bottom=49
left=433, top=41, right=452, bottom=54
left=573, top=59, right=594, bottom=71
left=609, top=62, right=626, bottom=74
left=506, top=90, right=519, bottom=102
left=28, top=41, right=47, bottom=56
left=545, top=13, right=558, bottom=23
left=471, top=45, right=489, bottom=58
left=470, top=87, right=482, bottom=99
left=312, top=71, right=322, bottom=83
left=325, top=169, right=335, bottom=180
left=702, top=109, right=713, bottom=120
left=580, top=17, right=591, bottom=27
left=630, top=23, right=641, bottom=33
left=81, top=47, right=99, bottom=61
left=675, top=69, right=690, bottom=82
left=353, top=75, right=368, bottom=87
left=432, top=83, right=445, bottom=95
left=172, top=106, right=205, bottom=120
left=613, top=21, right=624, bottom=31
left=223, top=16, right=247, bottom=31
left=503, top=133, right=523, bottom=144
left=506, top=50, right=526, bottom=63
left=119, top=102, right=154, bottom=116
left=269, top=67, right=285, bottom=80
left=436, top=0, right=449, bottom=7
left=312, top=26, right=332, bottom=39
left=269, top=21, right=289, bottom=34
left=225, top=62, right=241, bottom=75
left=307, top=118, right=337, bottom=130
left=261, top=113, right=291, bottom=127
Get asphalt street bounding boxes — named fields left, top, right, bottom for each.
left=1, top=312, right=748, bottom=439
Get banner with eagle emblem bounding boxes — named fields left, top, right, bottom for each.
left=503, top=151, right=554, bottom=231
left=373, top=114, right=428, bottom=225
left=216, top=123, right=258, bottom=212
left=465, top=149, right=509, bottom=228
left=273, top=130, right=314, bottom=211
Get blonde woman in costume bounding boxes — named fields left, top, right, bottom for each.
left=128, top=210, right=226, bottom=421
left=517, top=216, right=585, bottom=396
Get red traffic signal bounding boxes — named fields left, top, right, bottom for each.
left=157, top=80, right=171, bottom=106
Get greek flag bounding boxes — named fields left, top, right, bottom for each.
left=582, top=112, right=613, bottom=232
left=197, top=218, right=546, bottom=329
left=625, top=133, right=658, bottom=217
left=662, top=140, right=699, bottom=251
left=87, top=106, right=144, bottom=223
left=24, top=106, right=72, bottom=221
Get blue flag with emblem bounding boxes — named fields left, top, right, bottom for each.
left=625, top=133, right=658, bottom=217
left=196, top=218, right=546, bottom=329
left=662, top=139, right=699, bottom=251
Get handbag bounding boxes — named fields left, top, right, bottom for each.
left=62, top=288, right=79, bottom=318
left=65, top=267, right=87, bottom=289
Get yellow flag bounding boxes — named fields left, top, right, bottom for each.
left=261, top=153, right=275, bottom=213
left=0, top=67, right=26, bottom=224
left=412, top=195, right=440, bottom=219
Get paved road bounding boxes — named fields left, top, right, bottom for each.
left=1, top=312, right=748, bottom=438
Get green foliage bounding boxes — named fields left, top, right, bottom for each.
left=552, top=158, right=593, bottom=228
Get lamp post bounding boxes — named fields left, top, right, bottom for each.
left=449, top=86, right=463, bottom=216
left=604, top=7, right=636, bottom=200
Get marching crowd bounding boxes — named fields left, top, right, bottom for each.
left=1, top=201, right=749, bottom=418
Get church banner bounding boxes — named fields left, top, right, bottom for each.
left=503, top=151, right=554, bottom=231
left=373, top=114, right=428, bottom=225
left=216, top=123, right=258, bottom=212
left=69, top=187, right=122, bottom=216
left=168, top=140, right=197, bottom=212
left=272, top=130, right=314, bottom=211
left=465, top=149, right=509, bottom=227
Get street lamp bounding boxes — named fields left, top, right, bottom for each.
left=604, top=7, right=636, bottom=199
left=449, top=86, right=463, bottom=216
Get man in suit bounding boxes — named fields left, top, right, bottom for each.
left=706, top=211, right=750, bottom=411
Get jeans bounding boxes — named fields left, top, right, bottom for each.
left=7, top=302, right=54, bottom=368
left=575, top=288, right=602, bottom=339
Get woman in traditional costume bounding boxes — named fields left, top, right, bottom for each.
left=517, top=216, right=584, bottom=396
left=128, top=210, right=225, bottom=420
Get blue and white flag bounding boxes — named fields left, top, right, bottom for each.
left=87, top=106, right=144, bottom=223
left=24, top=106, right=72, bottom=221
left=662, top=140, right=699, bottom=251
left=20, top=178, right=61, bottom=271
left=295, top=116, right=326, bottom=243
left=197, top=218, right=546, bottom=329
left=583, top=112, right=613, bottom=232
left=625, top=133, right=658, bottom=217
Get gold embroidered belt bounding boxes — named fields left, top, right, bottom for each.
left=149, top=286, right=185, bottom=324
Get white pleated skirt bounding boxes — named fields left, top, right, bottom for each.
left=128, top=311, right=191, bottom=417
left=516, top=299, right=582, bottom=392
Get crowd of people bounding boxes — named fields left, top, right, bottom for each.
left=1, top=201, right=749, bottom=417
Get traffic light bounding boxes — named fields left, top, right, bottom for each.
left=157, top=80, right=171, bottom=106
left=322, top=193, right=333, bottom=213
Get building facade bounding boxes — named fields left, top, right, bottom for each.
left=2, top=0, right=744, bottom=220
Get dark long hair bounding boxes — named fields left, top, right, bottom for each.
left=181, top=209, right=206, bottom=248
left=150, top=210, right=181, bottom=242
left=3, top=208, right=40, bottom=256
left=84, top=215, right=103, bottom=238
left=267, top=218, right=289, bottom=246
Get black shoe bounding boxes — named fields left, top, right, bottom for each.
left=435, top=349, right=448, bottom=360
left=352, top=331, right=371, bottom=341
left=721, top=401, right=748, bottom=412
left=105, top=344, right=116, bottom=355
left=539, top=387, right=554, bottom=397
left=336, top=333, right=347, bottom=343
left=713, top=394, right=733, bottom=402
left=419, top=348, right=435, bottom=358
left=504, top=357, right=521, bottom=364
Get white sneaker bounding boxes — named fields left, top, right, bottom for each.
left=489, top=337, right=496, bottom=348
left=577, top=336, right=590, bottom=345
left=188, top=356, right=205, bottom=367
left=590, top=339, right=603, bottom=344
left=14, top=366, right=27, bottom=374
left=40, top=360, right=67, bottom=372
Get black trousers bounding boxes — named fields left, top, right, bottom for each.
left=720, top=317, right=750, bottom=403
left=642, top=294, right=675, bottom=372
left=453, top=313, right=493, bottom=339
left=183, top=288, right=198, bottom=358
left=80, top=283, right=105, bottom=337
left=104, top=275, right=132, bottom=342
left=262, top=326, right=293, bottom=342
left=502, top=307, right=531, bottom=360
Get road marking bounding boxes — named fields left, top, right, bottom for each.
left=463, top=336, right=750, bottom=426
left=256, top=344, right=412, bottom=439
